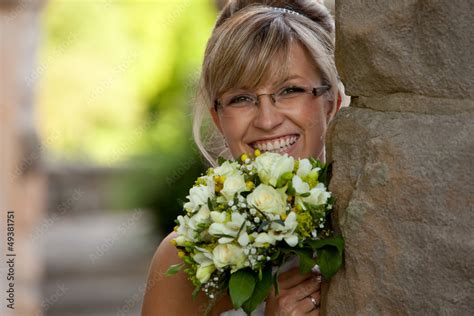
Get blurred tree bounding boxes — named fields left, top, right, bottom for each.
left=39, top=0, right=217, bottom=235
left=116, top=1, right=217, bottom=236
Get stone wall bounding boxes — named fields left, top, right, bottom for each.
left=322, top=1, right=474, bottom=315
left=0, top=1, right=47, bottom=315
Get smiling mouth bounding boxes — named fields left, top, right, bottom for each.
left=249, top=135, right=300, bottom=154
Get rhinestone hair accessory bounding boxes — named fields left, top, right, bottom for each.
left=269, top=6, right=301, bottom=16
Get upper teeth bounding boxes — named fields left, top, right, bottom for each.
left=252, top=136, right=298, bottom=153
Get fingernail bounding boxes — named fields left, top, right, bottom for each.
left=311, top=264, right=321, bottom=274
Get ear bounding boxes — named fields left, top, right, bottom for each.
left=210, top=106, right=224, bottom=134
left=336, top=92, right=343, bottom=112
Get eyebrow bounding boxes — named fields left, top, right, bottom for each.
left=271, top=74, right=305, bottom=86
left=222, top=75, right=306, bottom=97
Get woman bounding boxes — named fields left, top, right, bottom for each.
left=142, top=1, right=347, bottom=315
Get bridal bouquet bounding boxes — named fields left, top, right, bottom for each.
left=167, top=150, right=343, bottom=314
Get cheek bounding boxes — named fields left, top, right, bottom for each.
left=221, top=119, right=249, bottom=151
left=296, top=105, right=329, bottom=156
left=298, top=104, right=328, bottom=134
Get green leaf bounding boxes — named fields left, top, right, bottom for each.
left=207, top=198, right=214, bottom=212
left=308, top=235, right=344, bottom=279
left=326, top=196, right=336, bottom=209
left=229, top=269, right=257, bottom=309
left=316, top=246, right=343, bottom=279
left=165, top=263, right=183, bottom=276
left=242, top=266, right=273, bottom=314
left=287, top=179, right=296, bottom=195
left=217, top=156, right=227, bottom=165
left=192, top=285, right=201, bottom=300
left=299, top=192, right=311, bottom=197
left=292, top=248, right=317, bottom=274
left=318, top=163, right=332, bottom=187
left=213, top=233, right=236, bottom=239
left=302, top=201, right=317, bottom=211
left=256, top=220, right=270, bottom=232
left=237, top=220, right=246, bottom=237
left=308, top=235, right=344, bottom=255
left=272, top=269, right=280, bottom=296
left=271, top=219, right=285, bottom=226
left=309, top=157, right=321, bottom=168
left=276, top=171, right=293, bottom=187
left=270, top=248, right=281, bottom=261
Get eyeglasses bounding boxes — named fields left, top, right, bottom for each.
left=213, top=85, right=331, bottom=117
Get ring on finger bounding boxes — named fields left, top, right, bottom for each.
left=308, top=295, right=319, bottom=308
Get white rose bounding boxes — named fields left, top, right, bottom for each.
left=255, top=152, right=294, bottom=186
left=196, top=264, right=216, bottom=284
left=213, top=243, right=247, bottom=271
left=221, top=174, right=247, bottom=201
left=247, top=184, right=287, bottom=215
left=296, top=183, right=330, bottom=209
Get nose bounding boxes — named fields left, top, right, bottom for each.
left=252, top=94, right=284, bottom=131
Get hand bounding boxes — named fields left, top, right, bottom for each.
left=265, top=267, right=321, bottom=316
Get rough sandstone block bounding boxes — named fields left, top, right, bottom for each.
left=322, top=105, right=474, bottom=315
left=335, top=0, right=474, bottom=99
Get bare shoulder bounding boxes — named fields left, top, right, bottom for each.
left=141, top=232, right=203, bottom=315
left=141, top=232, right=234, bottom=316
left=148, top=231, right=180, bottom=272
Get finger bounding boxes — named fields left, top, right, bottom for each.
left=309, top=290, right=320, bottom=304
left=291, top=277, right=320, bottom=301
left=278, top=267, right=313, bottom=289
left=293, top=292, right=320, bottom=315
left=305, top=291, right=321, bottom=314
left=292, top=294, right=319, bottom=314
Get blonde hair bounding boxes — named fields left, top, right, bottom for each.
left=193, top=0, right=349, bottom=167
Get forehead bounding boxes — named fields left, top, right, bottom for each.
left=227, top=41, right=320, bottom=94
left=266, top=42, right=320, bottom=88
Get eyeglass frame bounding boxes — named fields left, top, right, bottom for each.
left=213, top=84, right=332, bottom=113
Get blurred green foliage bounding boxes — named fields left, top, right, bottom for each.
left=39, top=0, right=218, bottom=235
left=39, top=0, right=216, bottom=162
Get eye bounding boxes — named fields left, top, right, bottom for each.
left=279, top=86, right=306, bottom=96
left=227, top=95, right=254, bottom=106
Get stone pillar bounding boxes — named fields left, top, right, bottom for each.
left=323, top=1, right=474, bottom=315
left=0, top=1, right=47, bottom=315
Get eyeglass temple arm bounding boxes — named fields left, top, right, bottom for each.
left=312, top=85, right=331, bottom=96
